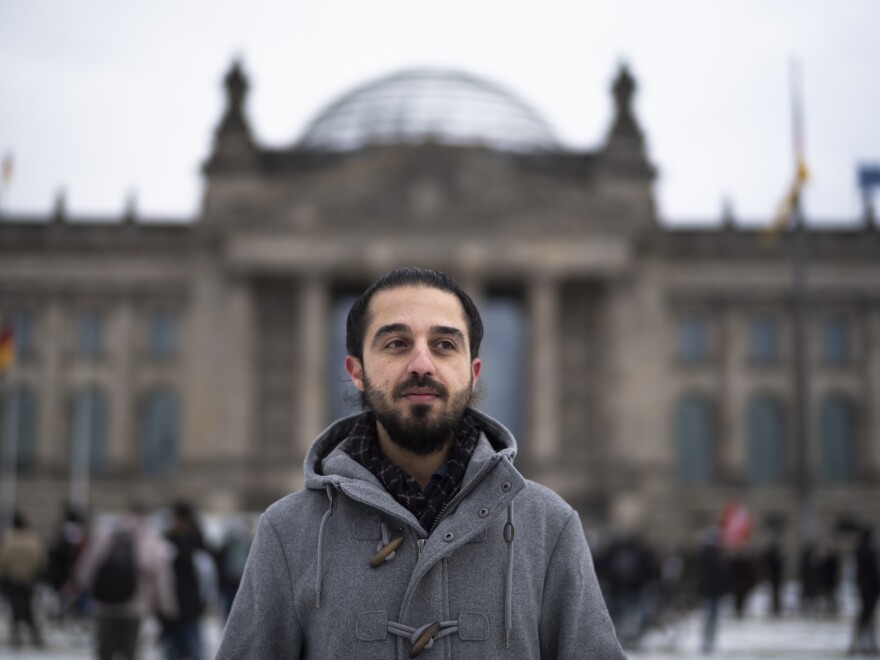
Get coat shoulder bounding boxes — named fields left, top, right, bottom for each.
left=516, top=480, right=579, bottom=536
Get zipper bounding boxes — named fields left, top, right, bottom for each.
left=427, top=455, right=503, bottom=535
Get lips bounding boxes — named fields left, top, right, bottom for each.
left=393, top=376, right=448, bottom=401
left=403, top=391, right=439, bottom=402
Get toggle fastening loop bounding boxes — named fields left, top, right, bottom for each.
left=409, top=622, right=441, bottom=658
left=370, top=536, right=404, bottom=568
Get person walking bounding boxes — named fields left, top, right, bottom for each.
left=0, top=511, right=46, bottom=648
left=850, top=528, right=879, bottom=655
left=163, top=502, right=210, bottom=660
left=697, top=525, right=726, bottom=654
left=76, top=498, right=177, bottom=660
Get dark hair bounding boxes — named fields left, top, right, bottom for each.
left=346, top=267, right=483, bottom=362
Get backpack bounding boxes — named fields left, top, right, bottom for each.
left=92, top=533, right=137, bottom=604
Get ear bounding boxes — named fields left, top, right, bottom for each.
left=471, top=358, right=482, bottom=382
left=345, top=355, right=365, bottom=392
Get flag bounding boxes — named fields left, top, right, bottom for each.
left=762, top=156, right=808, bottom=244
left=763, top=59, right=809, bottom=245
left=720, top=501, right=753, bottom=549
left=0, top=324, right=14, bottom=371
left=858, top=164, right=880, bottom=191
left=1, top=152, right=12, bottom=186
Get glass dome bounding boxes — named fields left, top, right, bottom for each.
left=298, top=69, right=559, bottom=154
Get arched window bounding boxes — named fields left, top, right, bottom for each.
left=820, top=395, right=856, bottom=483
left=747, top=395, right=784, bottom=484
left=1, top=386, right=38, bottom=472
left=675, top=393, right=714, bottom=483
left=140, top=389, right=180, bottom=476
left=70, top=387, right=108, bottom=474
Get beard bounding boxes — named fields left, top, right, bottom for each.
left=362, top=372, right=474, bottom=456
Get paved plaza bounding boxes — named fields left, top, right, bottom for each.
left=0, top=596, right=864, bottom=660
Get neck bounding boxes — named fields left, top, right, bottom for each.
left=375, top=423, right=451, bottom=489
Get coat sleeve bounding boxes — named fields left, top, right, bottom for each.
left=539, top=510, right=627, bottom=659
left=216, top=514, right=302, bottom=659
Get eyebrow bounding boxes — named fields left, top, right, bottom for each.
left=371, top=323, right=466, bottom=348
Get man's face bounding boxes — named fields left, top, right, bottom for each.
left=345, top=285, right=481, bottom=455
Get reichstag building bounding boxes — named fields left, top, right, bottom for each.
left=2, top=62, right=878, bottom=549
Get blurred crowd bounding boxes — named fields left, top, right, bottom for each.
left=1, top=501, right=878, bottom=658
left=0, top=499, right=254, bottom=659
left=594, top=524, right=879, bottom=655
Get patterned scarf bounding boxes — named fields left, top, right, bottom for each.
left=344, top=410, right=481, bottom=534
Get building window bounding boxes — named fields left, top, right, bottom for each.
left=820, top=395, right=856, bottom=483
left=149, top=310, right=177, bottom=359
left=140, top=389, right=180, bottom=476
left=1, top=386, right=38, bottom=472
left=822, top=316, right=850, bottom=365
left=78, top=310, right=104, bottom=359
left=675, top=393, right=714, bottom=483
left=476, top=295, right=525, bottom=441
left=749, top=316, right=778, bottom=364
left=746, top=395, right=783, bottom=484
left=679, top=315, right=708, bottom=364
left=9, top=308, right=36, bottom=358
left=328, top=293, right=362, bottom=423
left=70, top=387, right=108, bottom=474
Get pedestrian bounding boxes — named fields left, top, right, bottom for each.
left=850, top=528, right=879, bottom=655
left=729, top=549, right=756, bottom=618
left=697, top=525, right=726, bottom=654
left=163, top=502, right=211, bottom=660
left=604, top=532, right=655, bottom=647
left=215, top=517, right=252, bottom=623
left=799, top=541, right=820, bottom=614
left=0, top=511, right=46, bottom=648
left=47, top=503, right=89, bottom=621
left=216, top=267, right=625, bottom=659
left=818, top=541, right=841, bottom=616
left=76, top=497, right=177, bottom=660
left=760, top=538, right=784, bottom=617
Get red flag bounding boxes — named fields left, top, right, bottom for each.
left=720, top=501, right=753, bottom=549
left=0, top=324, right=14, bottom=371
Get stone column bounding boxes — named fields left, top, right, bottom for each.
left=224, top=275, right=255, bottom=459
left=529, top=275, right=560, bottom=465
left=40, top=298, right=64, bottom=470
left=298, top=276, right=328, bottom=456
left=717, top=302, right=741, bottom=483
left=864, top=306, right=880, bottom=478
left=112, top=297, right=135, bottom=471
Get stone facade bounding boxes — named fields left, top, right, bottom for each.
left=1, top=62, right=878, bottom=554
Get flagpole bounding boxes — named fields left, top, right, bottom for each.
left=788, top=58, right=816, bottom=556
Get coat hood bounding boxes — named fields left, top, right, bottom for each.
left=303, top=407, right=518, bottom=491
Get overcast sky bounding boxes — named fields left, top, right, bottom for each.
left=1, top=0, right=878, bottom=226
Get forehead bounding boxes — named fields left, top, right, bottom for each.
left=366, top=286, right=468, bottom=334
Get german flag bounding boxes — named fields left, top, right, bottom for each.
left=762, top=157, right=809, bottom=244
left=0, top=324, right=14, bottom=371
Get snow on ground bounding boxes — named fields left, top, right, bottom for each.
left=0, top=584, right=861, bottom=659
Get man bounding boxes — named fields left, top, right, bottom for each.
left=218, top=267, right=624, bottom=659
left=163, top=501, right=215, bottom=660
left=0, top=511, right=45, bottom=648
left=76, top=498, right=177, bottom=660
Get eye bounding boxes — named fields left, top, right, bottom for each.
left=384, top=339, right=407, bottom=350
left=435, top=339, right=458, bottom=351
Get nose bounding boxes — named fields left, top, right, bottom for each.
left=407, top=341, right=435, bottom=376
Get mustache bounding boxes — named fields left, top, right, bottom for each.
left=393, top=374, right=449, bottom=399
